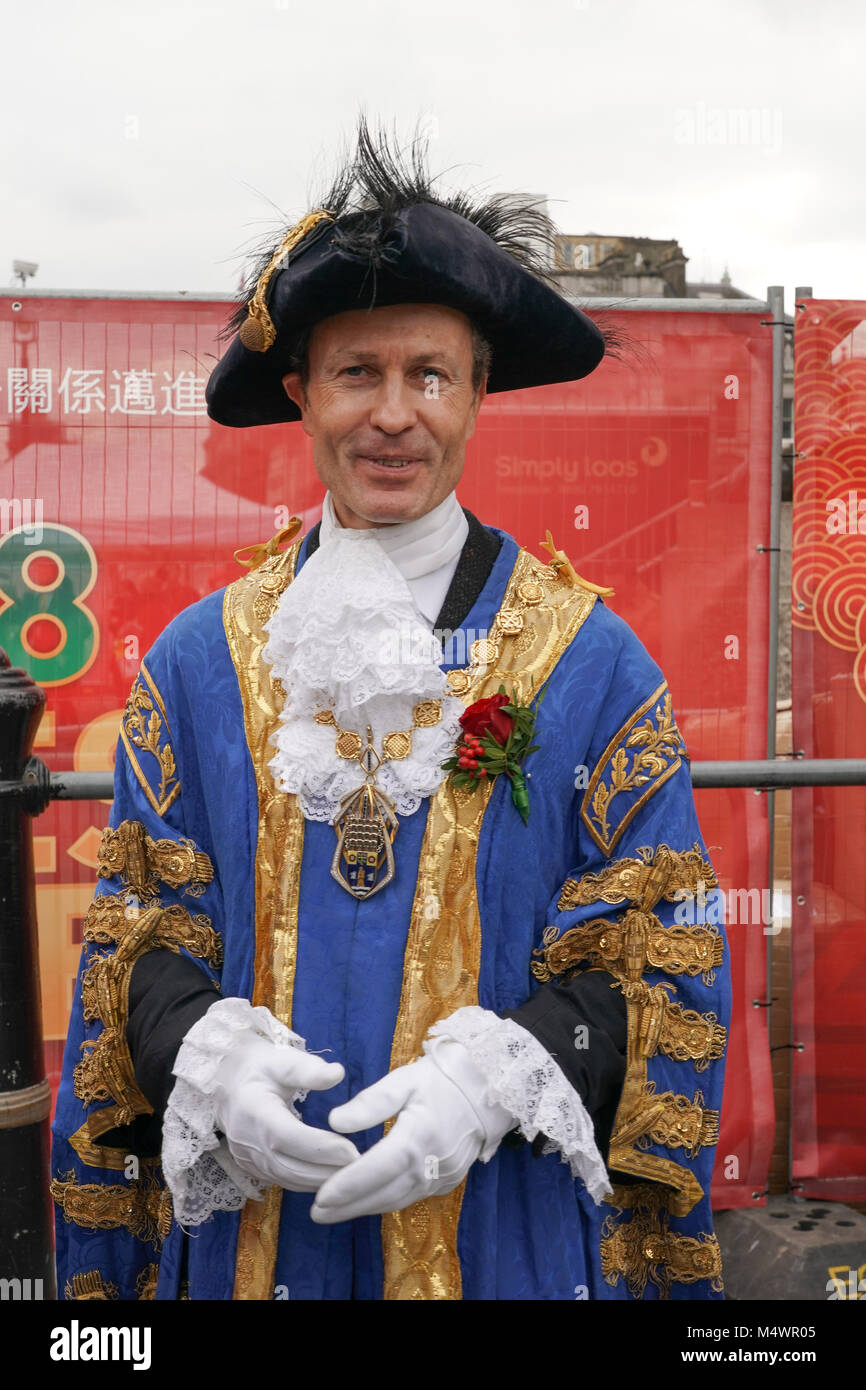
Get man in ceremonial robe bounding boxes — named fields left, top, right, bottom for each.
left=51, top=122, right=730, bottom=1301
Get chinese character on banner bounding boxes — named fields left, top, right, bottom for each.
left=161, top=370, right=207, bottom=416
left=6, top=368, right=53, bottom=414
left=109, top=369, right=157, bottom=415
left=59, top=368, right=106, bottom=414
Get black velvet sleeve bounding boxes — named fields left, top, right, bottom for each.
left=501, top=969, right=628, bottom=1165
left=126, top=950, right=221, bottom=1117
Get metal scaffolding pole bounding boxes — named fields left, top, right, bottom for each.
left=764, top=285, right=786, bottom=1032
left=3, top=759, right=866, bottom=809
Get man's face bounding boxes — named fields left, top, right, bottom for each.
left=281, top=302, right=486, bottom=528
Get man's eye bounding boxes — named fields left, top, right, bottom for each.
left=342, top=365, right=368, bottom=377
left=421, top=368, right=441, bottom=378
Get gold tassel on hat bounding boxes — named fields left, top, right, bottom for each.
left=540, top=529, right=614, bottom=596
left=234, top=517, right=303, bottom=571
left=238, top=210, right=335, bottom=353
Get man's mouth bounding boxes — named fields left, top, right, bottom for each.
left=357, top=456, right=422, bottom=471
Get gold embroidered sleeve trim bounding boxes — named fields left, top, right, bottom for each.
left=629, top=986, right=726, bottom=1072
left=536, top=844, right=727, bottom=1218
left=601, top=1200, right=723, bottom=1298
left=533, top=916, right=723, bottom=988
left=534, top=843, right=723, bottom=989
left=74, top=894, right=221, bottom=1125
left=581, top=683, right=687, bottom=855
left=613, top=1084, right=720, bottom=1158
left=64, top=1270, right=119, bottom=1300
left=51, top=1171, right=173, bottom=1248
left=120, top=660, right=181, bottom=817
left=97, top=819, right=214, bottom=900
left=83, top=893, right=222, bottom=967
left=74, top=941, right=153, bottom=1128
left=558, top=843, right=716, bottom=913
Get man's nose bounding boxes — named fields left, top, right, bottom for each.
left=367, top=373, right=418, bottom=433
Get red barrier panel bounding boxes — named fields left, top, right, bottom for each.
left=0, top=293, right=774, bottom=1206
left=791, top=298, right=866, bottom=1200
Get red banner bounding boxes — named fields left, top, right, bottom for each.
left=791, top=298, right=866, bottom=1200
left=0, top=294, right=774, bottom=1207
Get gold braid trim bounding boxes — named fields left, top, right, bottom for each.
left=557, top=843, right=716, bottom=912
left=83, top=893, right=222, bottom=967
left=136, top=1264, right=160, bottom=1300
left=582, top=685, right=687, bottom=856
left=237, top=210, right=335, bottom=352
left=97, top=819, right=214, bottom=901
left=615, top=980, right=726, bottom=1072
left=533, top=915, right=723, bottom=988
left=601, top=1202, right=723, bottom=1298
left=614, top=1085, right=720, bottom=1158
left=75, top=894, right=220, bottom=1125
left=74, top=938, right=153, bottom=1127
left=51, top=1171, right=172, bottom=1248
left=64, top=1270, right=119, bottom=1301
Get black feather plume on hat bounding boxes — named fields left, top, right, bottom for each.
left=222, top=115, right=563, bottom=342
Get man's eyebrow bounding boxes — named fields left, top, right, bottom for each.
left=322, top=348, right=460, bottom=370
left=323, top=349, right=375, bottom=365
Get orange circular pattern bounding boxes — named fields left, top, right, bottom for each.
left=793, top=301, right=866, bottom=699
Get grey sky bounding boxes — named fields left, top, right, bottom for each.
left=2, top=0, right=863, bottom=311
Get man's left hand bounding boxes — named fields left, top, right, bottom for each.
left=310, top=1041, right=514, bottom=1223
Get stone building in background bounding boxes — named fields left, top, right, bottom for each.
left=551, top=233, right=690, bottom=298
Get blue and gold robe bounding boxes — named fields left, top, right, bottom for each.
left=51, top=520, right=729, bottom=1301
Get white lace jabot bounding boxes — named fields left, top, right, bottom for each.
left=260, top=510, right=466, bottom=823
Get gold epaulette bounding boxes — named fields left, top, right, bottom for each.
left=540, top=529, right=614, bottom=596
left=234, top=517, right=303, bottom=572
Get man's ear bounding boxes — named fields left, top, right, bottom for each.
left=281, top=372, right=312, bottom=433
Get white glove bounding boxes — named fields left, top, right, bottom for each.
left=310, top=1037, right=515, bottom=1224
left=212, top=1031, right=361, bottom=1192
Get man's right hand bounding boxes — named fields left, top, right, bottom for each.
left=211, top=1036, right=360, bottom=1192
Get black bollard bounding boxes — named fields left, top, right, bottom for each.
left=0, top=647, right=55, bottom=1298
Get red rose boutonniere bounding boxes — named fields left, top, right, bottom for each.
left=442, top=684, right=543, bottom=824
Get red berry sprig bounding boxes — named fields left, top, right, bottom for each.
left=456, top=735, right=488, bottom=777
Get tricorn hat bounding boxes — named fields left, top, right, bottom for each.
left=206, top=119, right=608, bottom=428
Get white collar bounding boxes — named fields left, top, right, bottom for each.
left=319, top=488, right=468, bottom=582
